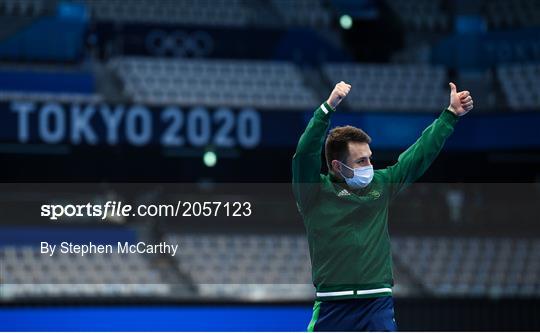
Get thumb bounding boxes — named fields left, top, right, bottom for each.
left=449, top=82, right=457, bottom=95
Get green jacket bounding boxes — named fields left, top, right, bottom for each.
left=292, top=101, right=459, bottom=300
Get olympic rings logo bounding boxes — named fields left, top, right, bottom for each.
left=145, top=30, right=214, bottom=57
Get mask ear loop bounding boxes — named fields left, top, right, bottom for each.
left=338, top=161, right=353, bottom=179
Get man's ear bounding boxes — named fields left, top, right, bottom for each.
left=331, top=160, right=341, bottom=175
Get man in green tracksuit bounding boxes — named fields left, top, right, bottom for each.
left=292, top=81, right=474, bottom=331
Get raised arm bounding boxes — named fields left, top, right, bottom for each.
left=384, top=82, right=474, bottom=198
left=292, top=82, right=351, bottom=215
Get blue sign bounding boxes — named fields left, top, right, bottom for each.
left=1, top=101, right=539, bottom=151
left=2, top=101, right=265, bottom=149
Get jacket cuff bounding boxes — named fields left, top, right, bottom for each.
left=314, top=101, right=335, bottom=121
left=441, top=108, right=459, bottom=127
left=321, top=102, right=335, bottom=114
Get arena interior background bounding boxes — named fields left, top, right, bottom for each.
left=0, top=0, right=539, bottom=331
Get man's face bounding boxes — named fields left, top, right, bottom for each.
left=332, top=142, right=373, bottom=178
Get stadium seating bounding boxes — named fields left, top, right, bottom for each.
left=270, top=0, right=331, bottom=27
left=392, top=237, right=540, bottom=297
left=323, top=63, right=448, bottom=111
left=497, top=63, right=540, bottom=110
left=0, top=0, right=44, bottom=17
left=67, top=0, right=334, bottom=28
left=72, top=0, right=252, bottom=26
left=169, top=234, right=540, bottom=299
left=384, top=0, right=449, bottom=32
left=109, top=57, right=318, bottom=109
left=1, top=235, right=538, bottom=300
left=168, top=234, right=314, bottom=300
left=0, top=246, right=170, bottom=299
left=482, top=0, right=540, bottom=29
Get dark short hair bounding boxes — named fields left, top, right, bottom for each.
left=325, top=126, right=371, bottom=170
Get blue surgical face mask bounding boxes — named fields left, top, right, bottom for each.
left=338, top=162, right=374, bottom=189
